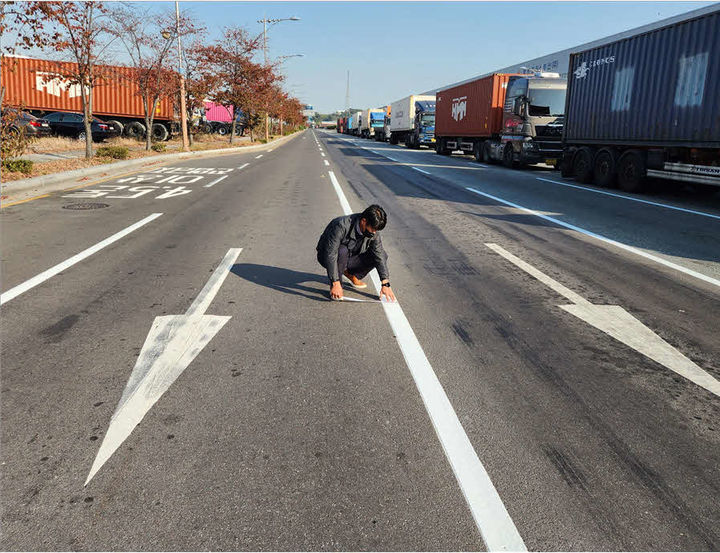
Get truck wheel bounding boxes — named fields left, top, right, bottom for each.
left=389, top=133, right=398, bottom=145
left=482, top=142, right=494, bottom=164
left=502, top=143, right=515, bottom=168
left=125, top=121, right=145, bottom=140
left=573, top=147, right=594, bottom=183
left=436, top=139, right=450, bottom=156
left=593, top=149, right=618, bottom=188
left=217, top=124, right=229, bottom=136
left=152, top=123, right=169, bottom=142
left=107, top=120, right=124, bottom=136
left=617, top=151, right=646, bottom=193
left=559, top=154, right=574, bottom=178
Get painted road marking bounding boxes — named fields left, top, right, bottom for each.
left=255, top=154, right=263, bottom=159
left=85, top=248, right=242, bottom=485
left=204, top=175, right=228, bottom=188
left=486, top=243, right=720, bottom=398
left=536, top=177, right=720, bottom=221
left=237, top=163, right=249, bottom=170
left=324, top=160, right=329, bottom=166
left=321, top=153, right=326, bottom=157
left=412, top=167, right=431, bottom=175
left=1, top=213, right=163, bottom=305
left=327, top=170, right=526, bottom=551
left=466, top=187, right=720, bottom=290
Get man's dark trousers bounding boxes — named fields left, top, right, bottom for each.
left=317, top=245, right=376, bottom=281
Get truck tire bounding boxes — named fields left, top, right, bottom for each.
left=559, top=154, right=574, bottom=178
left=217, top=124, right=229, bottom=136
left=482, top=142, right=494, bottom=164
left=436, top=138, right=450, bottom=155
left=107, top=120, right=124, bottom=136
left=473, top=141, right=483, bottom=162
left=593, top=149, right=618, bottom=188
left=502, top=143, right=515, bottom=169
left=573, top=147, right=594, bottom=183
left=617, top=151, right=646, bottom=192
left=151, top=123, right=169, bottom=142
left=389, top=133, right=398, bottom=145
left=125, top=121, right=146, bottom=139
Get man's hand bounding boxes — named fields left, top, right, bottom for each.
left=380, top=283, right=396, bottom=302
left=330, top=280, right=343, bottom=300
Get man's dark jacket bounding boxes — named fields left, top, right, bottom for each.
left=316, top=213, right=389, bottom=283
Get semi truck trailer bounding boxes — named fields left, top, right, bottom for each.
left=360, top=108, right=385, bottom=138
left=389, top=94, right=436, bottom=148
left=346, top=111, right=362, bottom=136
left=2, top=56, right=177, bottom=141
left=374, top=105, right=391, bottom=142
left=434, top=72, right=566, bottom=166
left=561, top=6, right=720, bottom=191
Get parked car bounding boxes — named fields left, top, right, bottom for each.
left=42, top=112, right=120, bottom=141
left=1, top=109, right=52, bottom=137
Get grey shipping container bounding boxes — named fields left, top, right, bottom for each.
left=562, top=6, right=720, bottom=191
left=564, top=7, right=720, bottom=146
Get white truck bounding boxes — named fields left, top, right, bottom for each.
left=389, top=94, right=436, bottom=148
left=360, top=108, right=385, bottom=139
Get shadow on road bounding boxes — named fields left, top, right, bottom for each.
left=230, top=263, right=379, bottom=302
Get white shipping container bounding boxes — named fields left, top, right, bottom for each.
left=389, top=95, right=435, bottom=132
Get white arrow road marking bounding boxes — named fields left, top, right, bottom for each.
left=486, top=243, right=720, bottom=397
left=328, top=170, right=526, bottom=551
left=1, top=213, right=163, bottom=305
left=85, top=248, right=242, bottom=485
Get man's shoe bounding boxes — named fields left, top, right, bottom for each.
left=343, top=270, right=367, bottom=289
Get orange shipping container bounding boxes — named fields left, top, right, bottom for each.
left=1, top=56, right=175, bottom=120
left=435, top=74, right=520, bottom=138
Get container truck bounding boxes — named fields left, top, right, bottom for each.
left=374, top=105, right=391, bottom=142
left=360, top=108, right=385, bottom=138
left=434, top=73, right=566, bottom=166
left=1, top=56, right=177, bottom=141
left=561, top=7, right=720, bottom=191
left=337, top=116, right=346, bottom=133
left=346, top=111, right=362, bottom=136
left=202, top=101, right=245, bottom=136
left=389, top=94, right=436, bottom=148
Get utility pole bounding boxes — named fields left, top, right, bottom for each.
left=176, top=1, right=189, bottom=152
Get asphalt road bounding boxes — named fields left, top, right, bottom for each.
left=1, top=129, right=718, bottom=551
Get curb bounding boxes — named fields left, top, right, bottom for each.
left=2, top=131, right=301, bottom=202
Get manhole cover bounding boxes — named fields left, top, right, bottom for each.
left=63, top=203, right=110, bottom=210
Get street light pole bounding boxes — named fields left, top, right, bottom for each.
left=176, top=1, right=189, bottom=152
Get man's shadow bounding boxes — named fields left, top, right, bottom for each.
left=231, top=264, right=380, bottom=302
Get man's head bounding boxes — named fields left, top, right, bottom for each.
left=359, top=204, right=387, bottom=237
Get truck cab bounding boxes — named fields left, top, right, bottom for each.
left=492, top=73, right=566, bottom=166
left=406, top=100, right=436, bottom=149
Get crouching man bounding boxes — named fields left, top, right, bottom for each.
left=316, top=204, right=396, bottom=302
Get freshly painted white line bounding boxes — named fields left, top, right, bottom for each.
left=204, top=175, right=228, bottom=188
left=321, top=153, right=326, bottom=157
left=536, top=177, right=720, bottom=221
left=328, top=171, right=526, bottom=551
left=1, top=213, right=163, bottom=305
left=486, top=243, right=720, bottom=397
left=323, top=160, right=329, bottom=166
left=386, top=156, right=398, bottom=162
left=412, top=167, right=431, bottom=175
left=466, top=187, right=720, bottom=290
left=237, top=163, right=249, bottom=170
left=86, top=248, right=242, bottom=484
left=255, top=154, right=263, bottom=159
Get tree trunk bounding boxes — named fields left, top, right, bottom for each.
left=229, top=104, right=236, bottom=144
left=82, top=81, right=93, bottom=159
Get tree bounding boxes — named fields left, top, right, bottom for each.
left=53, top=2, right=115, bottom=159
left=183, top=37, right=214, bottom=146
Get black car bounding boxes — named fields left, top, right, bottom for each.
left=42, top=112, right=120, bottom=141
left=2, top=109, right=52, bottom=137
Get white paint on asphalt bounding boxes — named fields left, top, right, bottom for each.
left=237, top=163, right=249, bottom=170
left=321, top=153, right=325, bottom=157
left=412, top=167, right=431, bottom=175
left=536, top=177, right=720, bottom=221
left=255, top=154, right=263, bottom=159
left=327, top=170, right=526, bottom=551
left=1, top=213, right=163, bottom=305
left=85, top=248, right=242, bottom=485
left=466, top=187, right=720, bottom=290
left=486, top=243, right=720, bottom=398
left=204, top=175, right=228, bottom=188
left=323, top=160, right=329, bottom=166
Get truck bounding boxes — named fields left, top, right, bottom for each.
left=434, top=72, right=566, bottom=166
left=561, top=6, right=720, bottom=191
left=374, top=105, right=391, bottom=142
left=1, top=56, right=177, bottom=141
left=346, top=111, right=362, bottom=136
left=336, top=116, right=346, bottom=133
left=360, top=108, right=385, bottom=139
left=201, top=101, right=245, bottom=136
left=389, top=94, right=436, bottom=148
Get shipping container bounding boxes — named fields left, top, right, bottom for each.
left=2, top=56, right=176, bottom=139
left=359, top=108, right=384, bottom=138
left=562, top=6, right=720, bottom=190
left=388, top=94, right=435, bottom=147
left=203, top=101, right=234, bottom=123
left=435, top=74, right=515, bottom=138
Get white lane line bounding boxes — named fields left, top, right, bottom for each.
left=328, top=171, right=526, bottom=551
left=466, top=187, right=720, bottom=290
left=268, top=149, right=274, bottom=152
left=386, top=156, right=398, bottom=162
left=237, top=163, right=249, bottom=170
left=1, top=213, right=163, bottom=305
left=86, top=248, right=242, bottom=484
left=323, top=160, right=329, bottom=166
left=412, top=167, right=431, bottom=175
left=486, top=243, right=720, bottom=397
left=536, top=177, right=720, bottom=221
left=321, top=153, right=326, bottom=157
left=255, top=154, right=263, bottom=159
left=204, top=175, right=228, bottom=188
